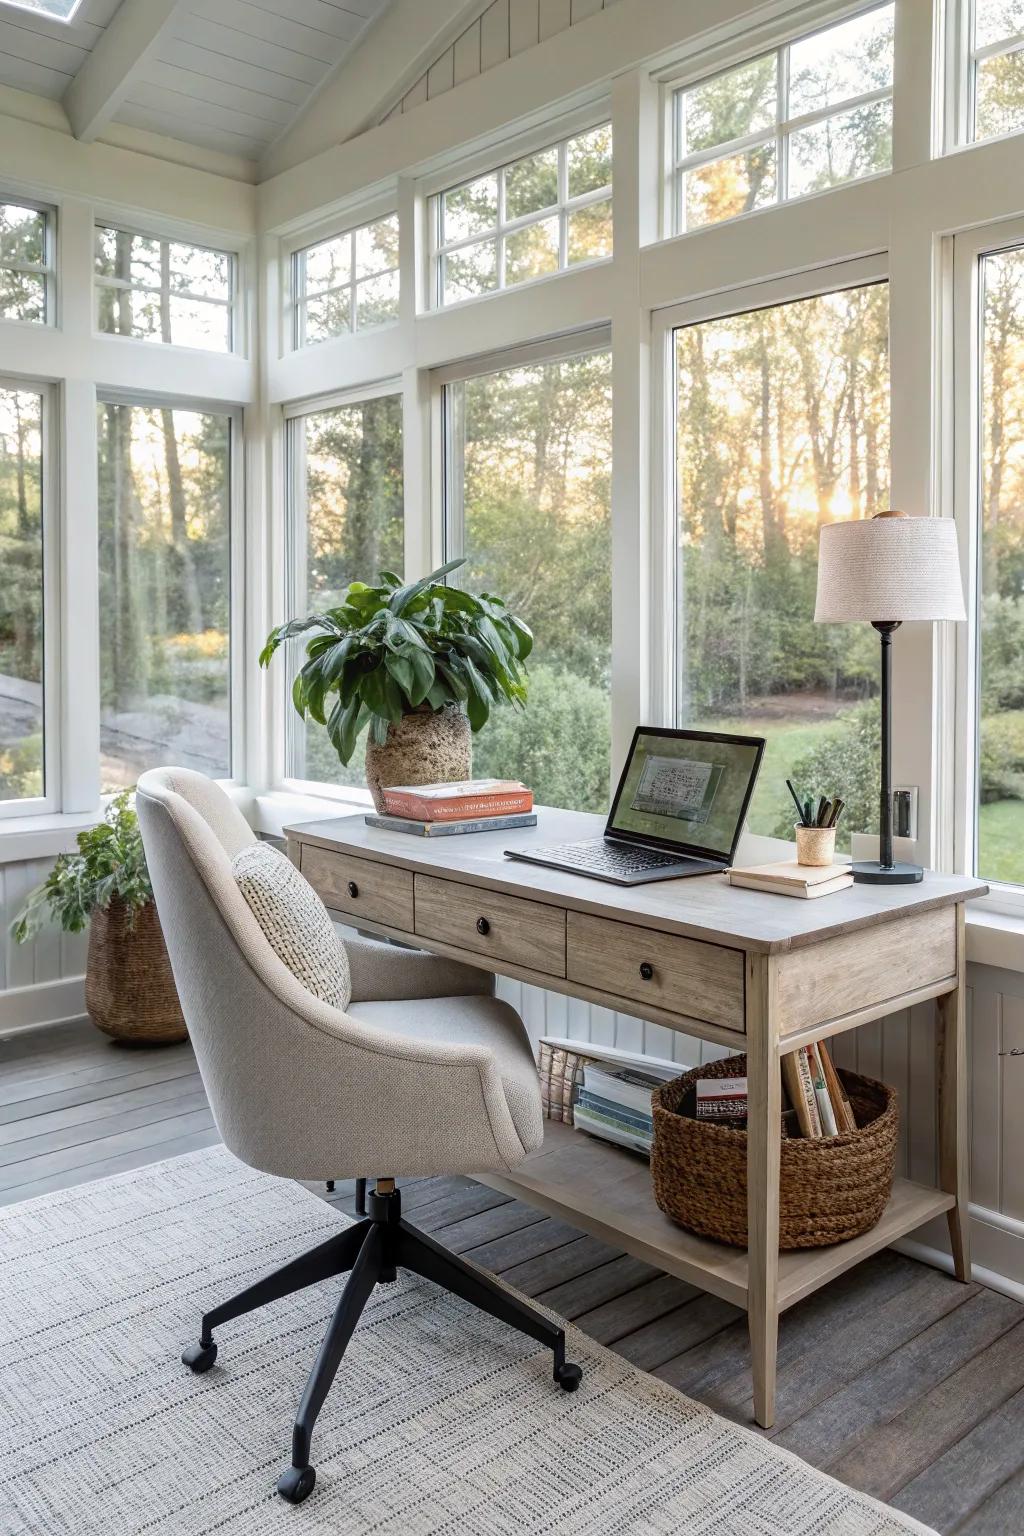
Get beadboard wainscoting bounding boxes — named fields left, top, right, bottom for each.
left=0, top=859, right=87, bottom=1034
left=496, top=963, right=1024, bottom=1299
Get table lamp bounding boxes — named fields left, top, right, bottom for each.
left=814, top=511, right=966, bottom=885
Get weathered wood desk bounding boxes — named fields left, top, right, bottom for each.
left=286, top=806, right=986, bottom=1428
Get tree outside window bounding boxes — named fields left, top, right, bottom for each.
left=675, top=283, right=890, bottom=850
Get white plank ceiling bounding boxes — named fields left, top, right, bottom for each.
left=0, top=0, right=392, bottom=162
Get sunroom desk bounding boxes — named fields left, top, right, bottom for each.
left=286, top=805, right=986, bottom=1429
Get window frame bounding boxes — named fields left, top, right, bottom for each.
left=93, top=219, right=241, bottom=357
left=93, top=389, right=244, bottom=792
left=951, top=216, right=1024, bottom=915
left=280, top=379, right=403, bottom=802
left=650, top=253, right=891, bottom=736
left=950, top=0, right=1024, bottom=147
left=0, top=375, right=59, bottom=820
left=0, top=194, right=55, bottom=329
left=667, top=0, right=895, bottom=236
left=290, top=212, right=401, bottom=351
left=427, top=119, right=613, bottom=311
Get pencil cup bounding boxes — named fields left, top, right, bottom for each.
left=795, top=824, right=836, bottom=867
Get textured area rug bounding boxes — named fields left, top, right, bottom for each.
left=0, top=1146, right=935, bottom=1536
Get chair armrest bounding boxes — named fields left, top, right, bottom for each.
left=342, top=932, right=494, bottom=1003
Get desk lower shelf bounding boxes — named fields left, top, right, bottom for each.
left=478, top=1119, right=955, bottom=1314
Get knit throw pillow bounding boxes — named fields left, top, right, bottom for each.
left=232, top=842, right=351, bottom=1012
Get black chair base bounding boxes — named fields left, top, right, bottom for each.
left=182, top=1181, right=582, bottom=1505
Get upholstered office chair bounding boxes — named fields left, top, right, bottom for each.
left=135, top=768, right=580, bottom=1505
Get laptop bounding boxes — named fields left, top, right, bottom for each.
left=505, top=726, right=765, bottom=886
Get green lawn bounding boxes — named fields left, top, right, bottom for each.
left=694, top=714, right=847, bottom=845
left=978, top=799, right=1024, bottom=886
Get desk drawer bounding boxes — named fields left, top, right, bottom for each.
left=414, top=874, right=566, bottom=977
left=567, top=911, right=745, bottom=1032
left=299, top=845, right=414, bottom=931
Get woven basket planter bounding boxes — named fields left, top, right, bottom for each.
left=85, top=897, right=187, bottom=1045
left=651, top=1054, right=899, bottom=1250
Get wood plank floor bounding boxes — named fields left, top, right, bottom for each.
left=3, top=1018, right=1023, bottom=1534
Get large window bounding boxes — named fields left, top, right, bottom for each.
left=975, top=245, right=1024, bottom=885
left=433, top=125, right=612, bottom=307
left=95, top=226, right=235, bottom=352
left=443, top=345, right=612, bottom=811
left=97, top=402, right=232, bottom=791
left=969, top=0, right=1024, bottom=141
left=286, top=392, right=404, bottom=789
left=1, top=200, right=52, bottom=325
left=672, top=280, right=890, bottom=850
left=0, top=383, right=46, bottom=808
left=293, top=214, right=399, bottom=347
left=672, top=5, right=893, bottom=233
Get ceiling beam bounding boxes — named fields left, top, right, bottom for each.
left=64, top=0, right=185, bottom=143
left=262, top=0, right=489, bottom=179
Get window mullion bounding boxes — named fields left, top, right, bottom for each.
left=777, top=42, right=789, bottom=205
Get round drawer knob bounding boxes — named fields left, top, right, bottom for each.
left=476, top=916, right=490, bottom=936
left=639, top=961, right=654, bottom=981
left=347, top=881, right=359, bottom=899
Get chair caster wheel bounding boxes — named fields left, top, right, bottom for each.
left=277, top=1465, right=316, bottom=1503
left=555, top=1362, right=582, bottom=1392
left=182, top=1339, right=217, bottom=1373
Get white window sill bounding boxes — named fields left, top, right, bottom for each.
left=966, top=907, right=1024, bottom=975
left=0, top=810, right=103, bottom=864
left=253, top=787, right=371, bottom=840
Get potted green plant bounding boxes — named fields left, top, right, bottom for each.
left=260, top=558, right=532, bottom=811
left=13, top=791, right=186, bottom=1044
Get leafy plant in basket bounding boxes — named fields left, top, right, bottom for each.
left=259, top=558, right=533, bottom=811
left=13, top=792, right=186, bottom=1044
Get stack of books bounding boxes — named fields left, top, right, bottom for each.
left=573, top=1059, right=679, bottom=1157
left=728, top=860, right=853, bottom=899
left=366, top=779, right=536, bottom=837
left=781, top=1040, right=857, bottom=1137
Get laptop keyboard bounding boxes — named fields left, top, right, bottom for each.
left=526, top=839, right=686, bottom=874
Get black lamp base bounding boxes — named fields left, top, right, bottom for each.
left=853, top=860, right=923, bottom=885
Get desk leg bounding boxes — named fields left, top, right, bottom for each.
left=746, top=953, right=781, bottom=1429
left=938, top=905, right=970, bottom=1282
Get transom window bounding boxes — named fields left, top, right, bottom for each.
left=292, top=213, right=399, bottom=347
left=671, top=4, right=894, bottom=233
left=432, top=124, right=612, bottom=307
left=1, top=200, right=53, bottom=325
left=94, top=225, right=235, bottom=352
left=969, top=0, right=1024, bottom=141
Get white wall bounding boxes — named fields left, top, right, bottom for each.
left=0, top=858, right=87, bottom=1033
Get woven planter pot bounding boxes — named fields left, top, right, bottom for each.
left=364, top=705, right=472, bottom=814
left=85, top=897, right=187, bottom=1045
left=651, top=1054, right=899, bottom=1250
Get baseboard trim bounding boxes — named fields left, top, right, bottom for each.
left=0, top=975, right=86, bottom=1035
left=893, top=1201, right=1024, bottom=1304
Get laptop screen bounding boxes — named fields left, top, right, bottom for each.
left=607, top=728, right=765, bottom=862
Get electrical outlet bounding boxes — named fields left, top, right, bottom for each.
left=892, top=785, right=918, bottom=840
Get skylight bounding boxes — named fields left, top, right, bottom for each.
left=2, top=0, right=84, bottom=21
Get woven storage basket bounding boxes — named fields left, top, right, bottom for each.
left=651, top=1054, right=898, bottom=1250
left=85, top=897, right=187, bottom=1045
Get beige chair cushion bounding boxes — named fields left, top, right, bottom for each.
left=233, top=843, right=351, bottom=1012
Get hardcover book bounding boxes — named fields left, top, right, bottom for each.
left=365, top=812, right=538, bottom=838
left=728, top=860, right=853, bottom=899
left=381, top=779, right=533, bottom=821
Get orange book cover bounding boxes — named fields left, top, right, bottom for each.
left=381, top=780, right=533, bottom=821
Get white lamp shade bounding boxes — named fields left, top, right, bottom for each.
left=814, top=514, right=966, bottom=623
